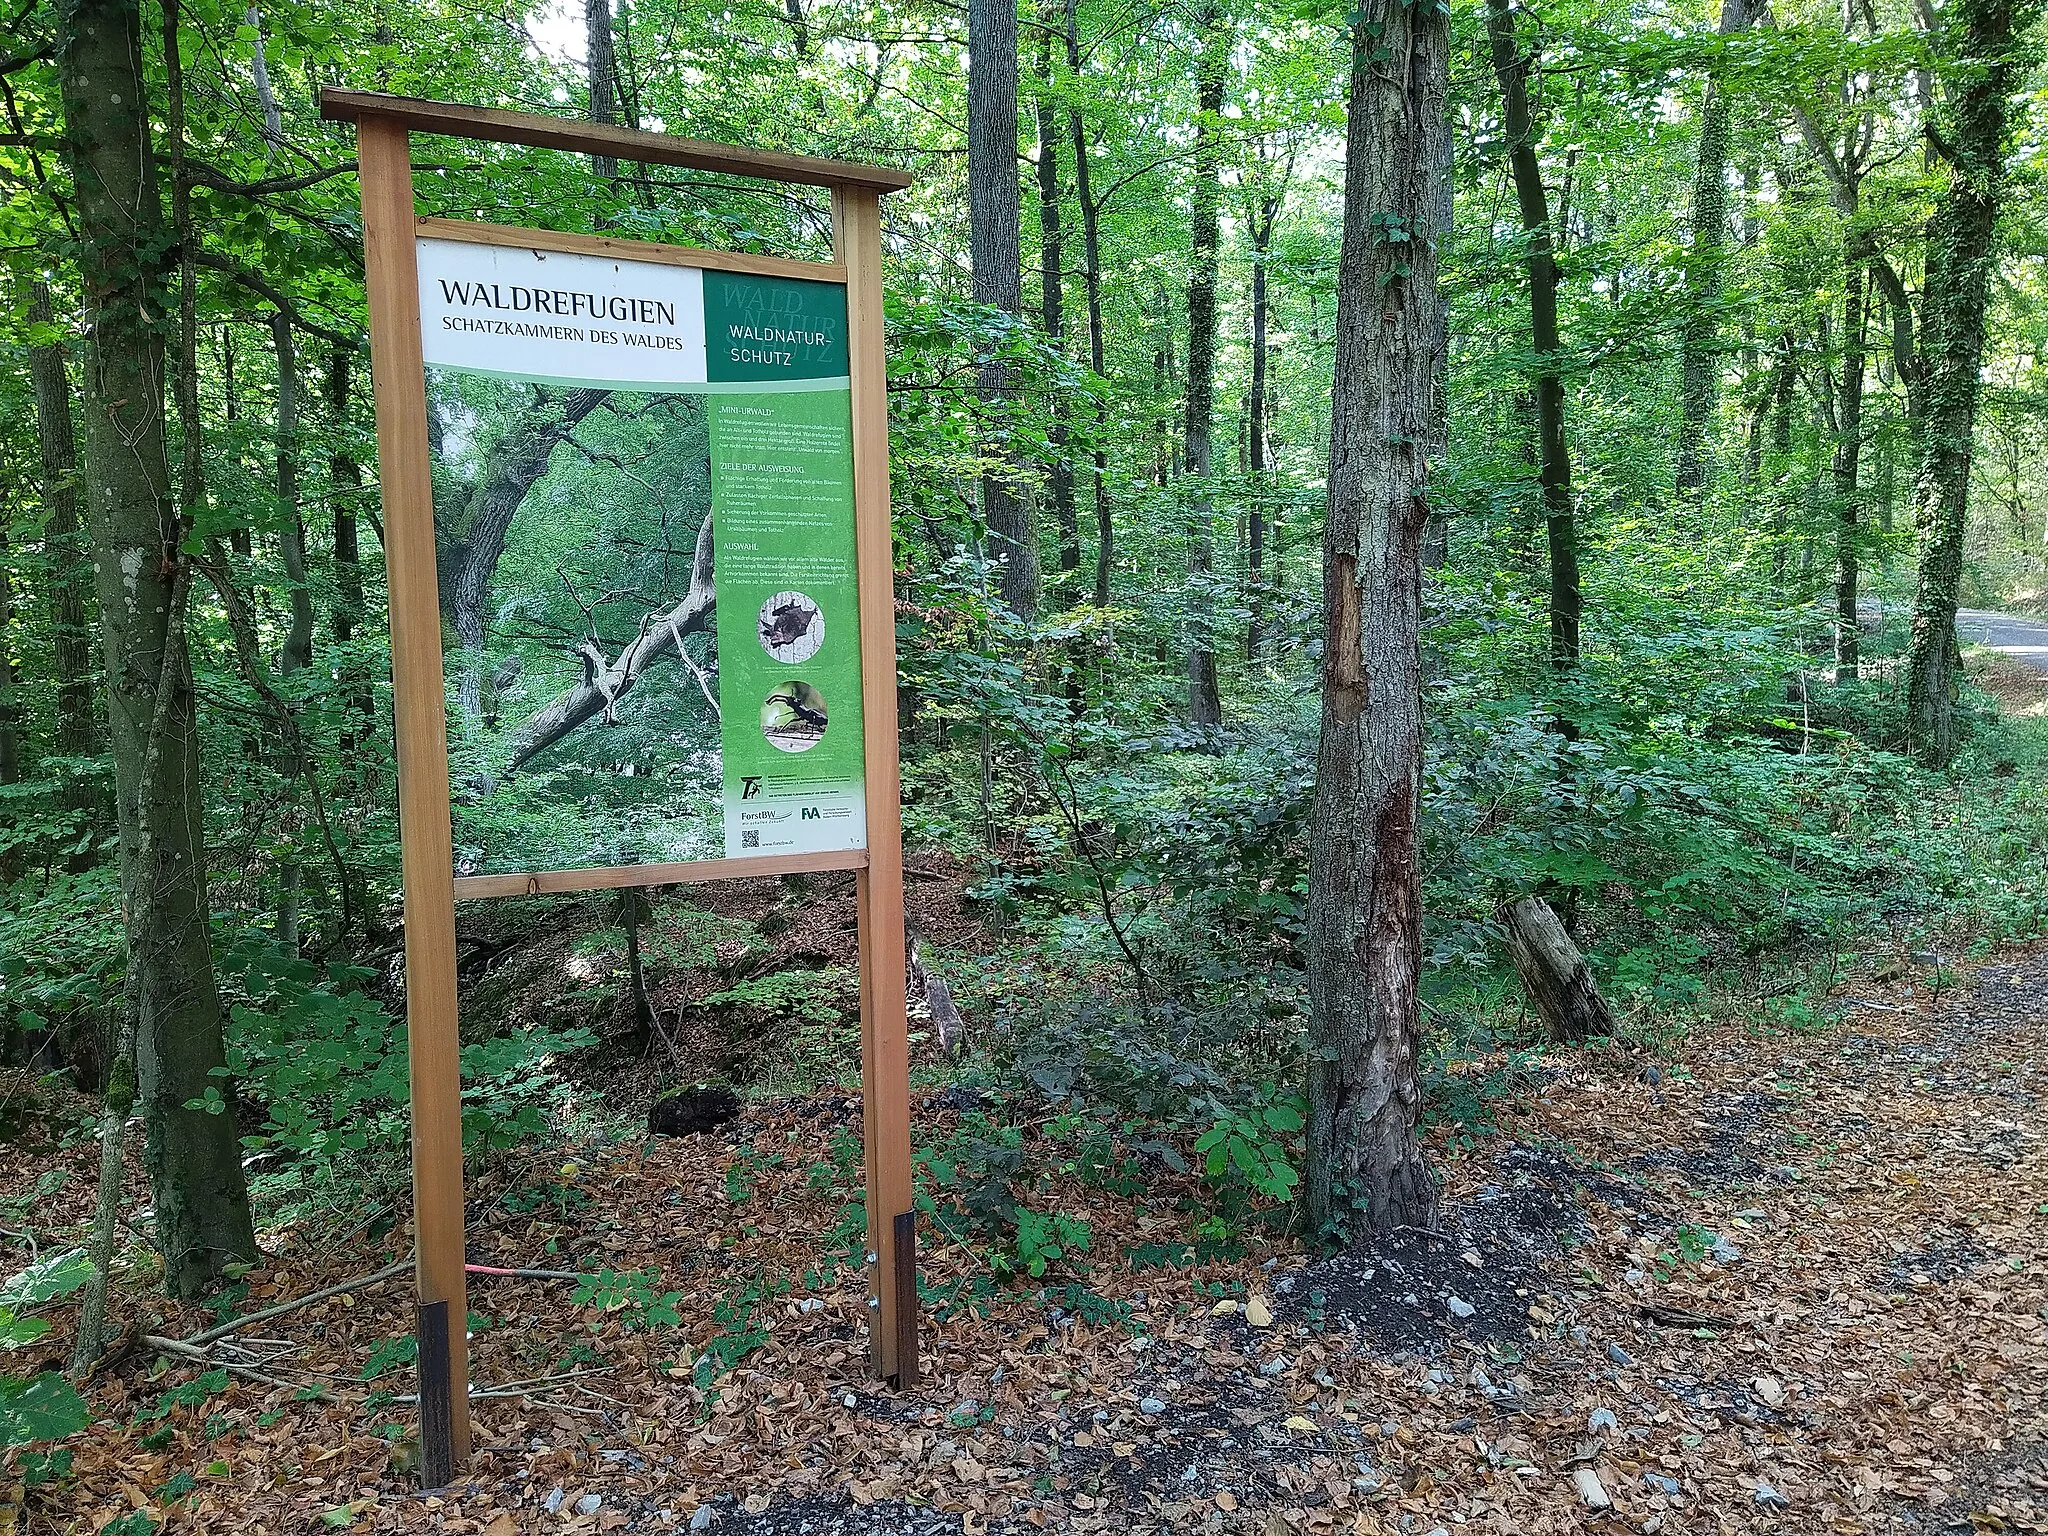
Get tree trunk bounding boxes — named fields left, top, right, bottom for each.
left=587, top=0, right=620, bottom=189
left=326, top=346, right=372, bottom=753
left=60, top=0, right=256, bottom=1298
left=504, top=514, right=716, bottom=774
left=0, top=516, right=18, bottom=802
left=1034, top=26, right=1079, bottom=593
left=1833, top=250, right=1868, bottom=682
left=1246, top=190, right=1277, bottom=659
left=1767, top=332, right=1796, bottom=586
left=28, top=282, right=101, bottom=859
left=1674, top=0, right=1752, bottom=497
left=1064, top=0, right=1112, bottom=608
left=1907, top=0, right=2035, bottom=766
left=1183, top=1, right=1226, bottom=727
left=1484, top=0, right=1579, bottom=668
left=1502, top=897, right=1614, bottom=1041
left=445, top=388, right=607, bottom=721
left=1303, top=0, right=1447, bottom=1243
left=272, top=312, right=313, bottom=948
left=969, top=0, right=1033, bottom=619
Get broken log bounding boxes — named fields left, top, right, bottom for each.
left=1502, top=896, right=1615, bottom=1041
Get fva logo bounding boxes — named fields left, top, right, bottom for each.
left=801, top=806, right=821, bottom=820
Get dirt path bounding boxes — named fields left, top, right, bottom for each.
left=27, top=949, right=2048, bottom=1534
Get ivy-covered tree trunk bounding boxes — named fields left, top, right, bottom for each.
left=1183, top=0, right=1226, bottom=728
left=58, top=0, right=256, bottom=1297
left=969, top=0, right=1034, bottom=620
left=1674, top=0, right=1752, bottom=497
left=1906, top=0, right=2037, bottom=765
left=1303, top=0, right=1446, bottom=1242
left=1485, top=0, right=1579, bottom=668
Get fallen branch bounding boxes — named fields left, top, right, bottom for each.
left=1636, top=1301, right=1736, bottom=1330
left=182, top=1259, right=411, bottom=1347
left=465, top=1264, right=584, bottom=1281
left=504, top=512, right=716, bottom=774
left=143, top=1334, right=343, bottom=1401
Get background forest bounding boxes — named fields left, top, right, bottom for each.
left=4, top=0, right=2048, bottom=1512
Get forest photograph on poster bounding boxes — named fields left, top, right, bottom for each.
left=429, top=369, right=723, bottom=876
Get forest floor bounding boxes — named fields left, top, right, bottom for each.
left=8, top=926, right=2042, bottom=1534
left=4, top=656, right=2045, bottom=1536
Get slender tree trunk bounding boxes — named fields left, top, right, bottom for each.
left=1834, top=253, right=1868, bottom=681
left=272, top=312, right=314, bottom=947
left=1767, top=333, right=1796, bottom=585
left=1485, top=0, right=1579, bottom=668
left=1906, top=0, right=2035, bottom=765
left=1184, top=1, right=1226, bottom=726
left=221, top=331, right=252, bottom=558
left=28, top=283, right=101, bottom=858
left=1035, top=26, right=1079, bottom=592
left=1303, top=0, right=1447, bottom=1242
left=1675, top=0, right=1752, bottom=496
left=326, top=346, right=372, bottom=753
left=969, top=0, right=1033, bottom=619
left=1064, top=0, right=1112, bottom=607
left=587, top=0, right=620, bottom=189
left=1246, top=194, right=1275, bottom=659
left=0, top=516, right=18, bottom=802
left=59, top=0, right=256, bottom=1299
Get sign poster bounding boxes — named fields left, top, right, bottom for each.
left=417, top=236, right=867, bottom=874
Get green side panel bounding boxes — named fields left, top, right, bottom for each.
left=709, top=386, right=866, bottom=853
left=704, top=271, right=850, bottom=383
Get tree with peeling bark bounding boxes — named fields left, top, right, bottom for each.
left=1302, top=0, right=1447, bottom=1242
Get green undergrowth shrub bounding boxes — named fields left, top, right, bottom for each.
left=0, top=866, right=123, bottom=1074
left=212, top=935, right=594, bottom=1218
left=898, top=524, right=2048, bottom=1195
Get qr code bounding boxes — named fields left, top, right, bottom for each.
left=742, top=829, right=760, bottom=849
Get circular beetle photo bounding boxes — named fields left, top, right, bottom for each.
left=757, top=590, right=824, bottom=665
left=761, top=680, right=829, bottom=753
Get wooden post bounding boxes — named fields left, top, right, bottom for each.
left=358, top=116, right=473, bottom=1468
left=835, top=185, right=916, bottom=1387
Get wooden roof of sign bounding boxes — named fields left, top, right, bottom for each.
left=318, top=89, right=915, bottom=193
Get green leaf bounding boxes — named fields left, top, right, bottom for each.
left=0, top=1251, right=94, bottom=1309
left=0, top=1371, right=90, bottom=1448
left=1262, top=1103, right=1305, bottom=1132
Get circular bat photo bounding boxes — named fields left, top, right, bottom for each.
left=760, top=680, right=829, bottom=753
left=757, top=590, right=824, bottom=664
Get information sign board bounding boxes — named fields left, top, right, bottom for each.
left=415, top=237, right=867, bottom=873
left=322, top=86, right=917, bottom=1488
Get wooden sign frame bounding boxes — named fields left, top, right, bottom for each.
left=321, top=89, right=916, bottom=1483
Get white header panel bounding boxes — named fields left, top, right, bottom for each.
left=417, top=237, right=707, bottom=388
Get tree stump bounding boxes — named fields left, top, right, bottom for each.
left=1503, top=896, right=1615, bottom=1041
